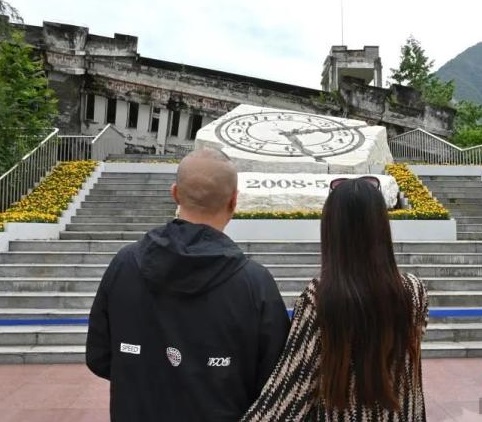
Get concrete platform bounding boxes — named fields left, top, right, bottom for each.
left=0, top=360, right=480, bottom=421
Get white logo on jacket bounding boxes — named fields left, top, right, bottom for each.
left=120, top=343, right=141, bottom=355
left=207, top=357, right=231, bottom=367
left=166, top=347, right=182, bottom=367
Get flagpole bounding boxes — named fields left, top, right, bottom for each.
left=341, top=0, right=344, bottom=45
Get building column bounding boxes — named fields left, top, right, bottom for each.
left=332, top=59, right=339, bottom=92
left=157, top=108, right=169, bottom=154
left=178, top=111, right=190, bottom=142
left=94, top=95, right=106, bottom=124
left=374, top=58, right=383, bottom=87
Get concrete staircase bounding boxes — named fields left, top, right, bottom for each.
left=0, top=171, right=482, bottom=362
left=420, top=175, right=482, bottom=240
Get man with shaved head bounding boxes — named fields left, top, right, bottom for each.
left=86, top=147, right=290, bottom=422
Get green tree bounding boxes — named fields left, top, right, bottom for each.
left=0, top=30, right=58, bottom=173
left=451, top=100, right=482, bottom=147
left=390, top=36, right=454, bottom=107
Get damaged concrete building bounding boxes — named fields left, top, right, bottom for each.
left=21, top=21, right=455, bottom=154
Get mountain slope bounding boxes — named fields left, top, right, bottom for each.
left=436, top=42, right=482, bottom=104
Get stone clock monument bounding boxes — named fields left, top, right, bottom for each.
left=195, top=104, right=398, bottom=211
left=197, top=104, right=393, bottom=174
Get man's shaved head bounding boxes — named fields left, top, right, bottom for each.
left=175, top=148, right=237, bottom=215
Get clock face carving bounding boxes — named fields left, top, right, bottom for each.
left=215, top=111, right=365, bottom=159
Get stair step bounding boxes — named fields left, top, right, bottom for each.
left=0, top=325, right=87, bottom=346
left=280, top=290, right=482, bottom=307
left=80, top=202, right=175, bottom=209
left=85, top=194, right=174, bottom=201
left=0, top=308, right=89, bottom=319
left=424, top=277, right=482, bottom=291
left=421, top=341, right=482, bottom=358
left=425, top=323, right=482, bottom=342
left=60, top=232, right=145, bottom=240
left=71, top=216, right=168, bottom=224
left=0, top=264, right=107, bottom=277
left=9, top=240, right=132, bottom=252
left=0, top=292, right=95, bottom=308
left=265, top=263, right=482, bottom=278
left=0, top=345, right=85, bottom=364
left=99, top=173, right=176, bottom=178
left=91, top=185, right=173, bottom=191
left=76, top=208, right=175, bottom=216
left=458, top=233, right=482, bottom=241
left=87, top=191, right=172, bottom=197
left=274, top=277, right=482, bottom=292
left=66, top=223, right=164, bottom=232
left=0, top=252, right=116, bottom=264
left=8, top=240, right=482, bottom=253
left=0, top=277, right=100, bottom=292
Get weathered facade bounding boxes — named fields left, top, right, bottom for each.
left=338, top=77, right=455, bottom=138
left=20, top=21, right=455, bottom=154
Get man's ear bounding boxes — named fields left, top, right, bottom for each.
left=171, top=183, right=180, bottom=205
left=228, top=190, right=238, bottom=213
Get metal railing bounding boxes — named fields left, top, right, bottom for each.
left=389, top=128, right=482, bottom=165
left=0, top=129, right=59, bottom=212
left=0, top=124, right=126, bottom=212
left=57, top=135, right=95, bottom=161
left=91, top=124, right=126, bottom=160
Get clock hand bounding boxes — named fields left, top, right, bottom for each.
left=280, top=132, right=327, bottom=163
left=281, top=124, right=365, bottom=136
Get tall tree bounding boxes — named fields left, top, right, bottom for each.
left=390, top=36, right=454, bottom=107
left=451, top=100, right=482, bottom=147
left=0, top=4, right=58, bottom=174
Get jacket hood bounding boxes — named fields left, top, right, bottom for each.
left=138, top=219, right=247, bottom=296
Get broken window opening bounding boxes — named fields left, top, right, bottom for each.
left=189, top=114, right=203, bottom=140
left=106, top=98, right=117, bottom=124
left=150, top=106, right=160, bottom=133
left=170, top=110, right=180, bottom=137
left=127, top=102, right=139, bottom=128
left=85, top=94, right=95, bottom=120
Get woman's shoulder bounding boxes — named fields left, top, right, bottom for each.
left=400, top=272, right=428, bottom=309
left=302, top=278, right=318, bottom=303
left=401, top=272, right=426, bottom=293
left=291, top=278, right=318, bottom=316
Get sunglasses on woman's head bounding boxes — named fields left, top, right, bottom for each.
left=329, top=176, right=381, bottom=191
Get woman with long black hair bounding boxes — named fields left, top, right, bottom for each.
left=242, top=176, right=428, bottom=421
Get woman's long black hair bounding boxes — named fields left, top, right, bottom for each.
left=317, top=178, right=419, bottom=411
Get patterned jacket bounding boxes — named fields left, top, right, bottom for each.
left=242, top=273, right=429, bottom=421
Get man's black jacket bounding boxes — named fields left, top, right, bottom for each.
left=86, top=219, right=290, bottom=421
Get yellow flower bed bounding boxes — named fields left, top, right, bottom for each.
left=0, top=161, right=98, bottom=231
left=385, top=163, right=450, bottom=220
left=234, top=210, right=321, bottom=220
left=233, top=164, right=450, bottom=220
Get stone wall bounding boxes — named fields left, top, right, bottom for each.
left=48, top=71, right=83, bottom=133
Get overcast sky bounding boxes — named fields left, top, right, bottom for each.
left=10, top=0, right=482, bottom=89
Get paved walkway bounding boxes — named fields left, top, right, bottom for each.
left=0, top=359, right=480, bottom=421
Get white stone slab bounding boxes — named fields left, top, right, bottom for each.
left=225, top=219, right=457, bottom=242
left=196, top=104, right=393, bottom=173
left=237, top=173, right=399, bottom=211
